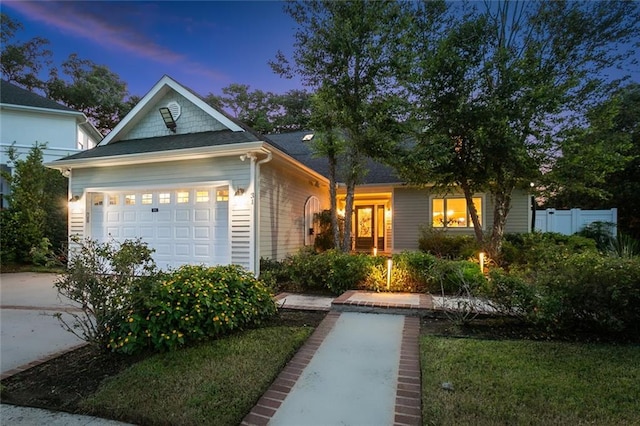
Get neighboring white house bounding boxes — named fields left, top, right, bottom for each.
left=46, top=76, right=532, bottom=275
left=0, top=80, right=102, bottom=206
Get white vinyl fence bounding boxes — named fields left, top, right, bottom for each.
left=535, top=208, right=617, bottom=236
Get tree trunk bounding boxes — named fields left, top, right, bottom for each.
left=342, top=180, right=356, bottom=252
left=460, top=181, right=484, bottom=245
left=327, top=155, right=340, bottom=249
left=488, top=186, right=513, bottom=258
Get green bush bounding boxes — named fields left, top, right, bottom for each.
left=432, top=260, right=486, bottom=294
left=480, top=269, right=538, bottom=319
left=418, top=226, right=480, bottom=259
left=500, top=232, right=597, bottom=269
left=110, top=264, right=277, bottom=354
left=54, top=238, right=160, bottom=351
left=533, top=252, right=640, bottom=336
left=576, top=221, right=616, bottom=250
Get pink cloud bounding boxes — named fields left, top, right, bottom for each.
left=5, top=1, right=226, bottom=82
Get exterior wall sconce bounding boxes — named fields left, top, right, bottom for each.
left=69, top=195, right=81, bottom=202
left=159, top=107, right=177, bottom=132
left=235, top=188, right=245, bottom=196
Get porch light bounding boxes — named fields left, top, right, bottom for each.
left=159, top=107, right=177, bottom=132
left=386, top=257, right=393, bottom=290
left=235, top=188, right=245, bottom=196
left=69, top=195, right=80, bottom=202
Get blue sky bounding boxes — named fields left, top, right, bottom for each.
left=3, top=1, right=303, bottom=98
left=3, top=1, right=639, bottom=101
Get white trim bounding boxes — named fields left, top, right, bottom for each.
left=0, top=103, right=84, bottom=118
left=83, top=180, right=231, bottom=194
left=99, top=75, right=243, bottom=146
left=45, top=142, right=268, bottom=169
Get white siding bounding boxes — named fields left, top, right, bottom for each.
left=259, top=161, right=328, bottom=260
left=122, top=92, right=227, bottom=141
left=0, top=109, right=80, bottom=164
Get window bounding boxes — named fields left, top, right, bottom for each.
left=177, top=191, right=189, bottom=203
left=196, top=190, right=209, bottom=203
left=159, top=193, right=170, bottom=204
left=304, top=196, right=321, bottom=246
left=432, top=197, right=482, bottom=228
left=141, top=193, right=153, bottom=205
left=92, top=193, right=103, bottom=206
left=109, top=195, right=118, bottom=205
left=125, top=194, right=136, bottom=205
left=216, top=189, right=229, bottom=202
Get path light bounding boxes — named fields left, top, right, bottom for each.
left=479, top=252, right=485, bottom=273
left=386, top=257, right=393, bottom=290
left=373, top=247, right=378, bottom=256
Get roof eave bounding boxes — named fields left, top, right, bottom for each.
left=45, top=141, right=268, bottom=170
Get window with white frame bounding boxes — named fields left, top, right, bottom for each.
left=432, top=197, right=482, bottom=228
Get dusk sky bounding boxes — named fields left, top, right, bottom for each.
left=3, top=1, right=304, bottom=98
left=3, top=1, right=639, bottom=101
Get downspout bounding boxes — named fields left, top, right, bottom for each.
left=254, top=151, right=272, bottom=277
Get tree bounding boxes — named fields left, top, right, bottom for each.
left=545, top=84, right=640, bottom=238
left=394, top=0, right=639, bottom=256
left=0, top=143, right=66, bottom=264
left=47, top=54, right=133, bottom=134
left=272, top=0, right=407, bottom=251
left=1, top=13, right=52, bottom=91
left=204, top=85, right=311, bottom=134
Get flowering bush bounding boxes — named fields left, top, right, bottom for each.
left=109, top=264, right=276, bottom=354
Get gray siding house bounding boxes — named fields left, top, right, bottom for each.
left=47, top=76, right=531, bottom=274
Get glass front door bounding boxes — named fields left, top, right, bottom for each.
left=355, top=205, right=374, bottom=251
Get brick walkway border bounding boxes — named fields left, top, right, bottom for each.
left=241, top=311, right=422, bottom=426
left=333, top=290, right=433, bottom=312
left=241, top=311, right=341, bottom=425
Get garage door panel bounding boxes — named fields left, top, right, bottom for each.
left=175, top=226, right=190, bottom=239
left=91, top=187, right=229, bottom=269
left=194, top=226, right=210, bottom=239
left=175, top=210, right=190, bottom=221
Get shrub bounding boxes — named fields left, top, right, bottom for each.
left=54, top=238, right=160, bottom=351
left=533, top=252, right=640, bottom=336
left=607, top=233, right=640, bottom=259
left=576, top=221, right=616, bottom=250
left=418, top=226, right=480, bottom=259
left=500, top=232, right=597, bottom=269
left=480, top=269, right=538, bottom=319
left=313, top=209, right=344, bottom=252
left=432, top=260, right=486, bottom=294
left=109, top=264, right=276, bottom=354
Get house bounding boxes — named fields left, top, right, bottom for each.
left=46, top=76, right=531, bottom=274
left=0, top=80, right=102, bottom=207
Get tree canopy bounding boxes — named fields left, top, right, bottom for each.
left=392, top=0, right=639, bottom=254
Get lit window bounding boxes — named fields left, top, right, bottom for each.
left=159, top=193, right=170, bottom=204
left=92, top=193, right=103, bottom=206
left=196, top=190, right=209, bottom=203
left=177, top=191, right=189, bottom=203
left=141, top=193, right=152, bottom=205
left=125, top=194, right=136, bottom=205
left=432, top=197, right=482, bottom=228
left=216, top=189, right=229, bottom=202
left=109, top=195, right=118, bottom=205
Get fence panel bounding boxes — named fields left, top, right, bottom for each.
left=534, top=208, right=617, bottom=235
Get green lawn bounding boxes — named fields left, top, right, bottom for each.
left=421, top=336, right=640, bottom=425
left=82, top=326, right=312, bottom=426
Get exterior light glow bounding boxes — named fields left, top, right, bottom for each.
left=386, top=257, right=393, bottom=290
left=479, top=252, right=485, bottom=273
left=373, top=247, right=378, bottom=256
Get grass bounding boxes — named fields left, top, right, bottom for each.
left=82, top=326, right=312, bottom=426
left=421, top=336, right=640, bottom=425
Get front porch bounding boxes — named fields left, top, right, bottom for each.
left=337, top=189, right=393, bottom=254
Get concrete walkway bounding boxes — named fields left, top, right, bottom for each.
left=243, top=296, right=422, bottom=426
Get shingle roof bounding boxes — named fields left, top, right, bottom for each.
left=268, top=131, right=402, bottom=185
left=62, top=130, right=264, bottom=160
left=1, top=80, right=78, bottom=113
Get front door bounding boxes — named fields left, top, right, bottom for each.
left=355, top=205, right=374, bottom=251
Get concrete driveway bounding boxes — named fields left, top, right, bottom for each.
left=1, top=273, right=84, bottom=378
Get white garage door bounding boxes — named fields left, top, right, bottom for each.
left=90, top=186, right=229, bottom=270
